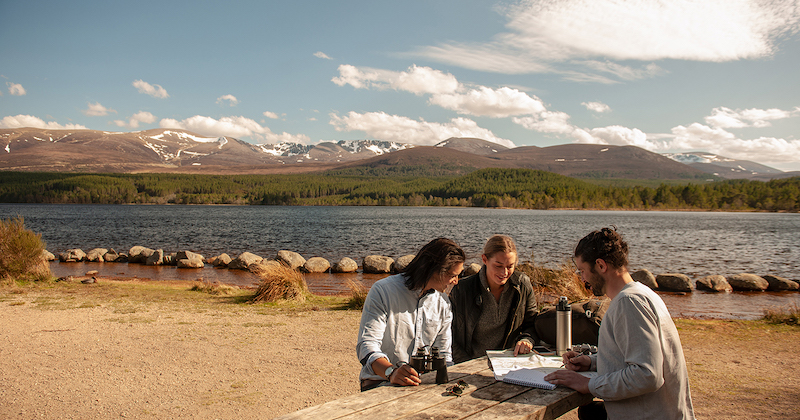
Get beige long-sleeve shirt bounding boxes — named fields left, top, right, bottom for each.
left=588, top=281, right=695, bottom=419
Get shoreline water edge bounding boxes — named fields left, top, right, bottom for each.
left=45, top=244, right=800, bottom=321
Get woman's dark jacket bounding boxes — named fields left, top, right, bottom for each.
left=449, top=266, right=539, bottom=364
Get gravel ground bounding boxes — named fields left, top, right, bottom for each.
left=1, top=279, right=798, bottom=419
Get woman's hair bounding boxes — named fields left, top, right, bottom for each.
left=483, top=235, right=517, bottom=259
left=402, top=237, right=466, bottom=291
left=574, top=226, right=629, bottom=269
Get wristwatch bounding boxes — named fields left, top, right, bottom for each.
left=384, top=365, right=395, bottom=380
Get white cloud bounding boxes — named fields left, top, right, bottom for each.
left=133, top=79, right=169, bottom=98
left=668, top=123, right=800, bottom=163
left=0, top=114, right=86, bottom=130
left=263, top=111, right=281, bottom=119
left=412, top=0, right=800, bottom=79
left=429, top=86, right=546, bottom=118
left=576, top=61, right=665, bottom=81
left=216, top=94, right=239, bottom=106
left=159, top=115, right=310, bottom=144
left=314, top=51, right=332, bottom=60
left=113, top=111, right=156, bottom=129
left=513, top=111, right=574, bottom=134
left=7, top=82, right=26, bottom=96
left=582, top=101, right=611, bottom=113
left=329, top=111, right=515, bottom=148
left=332, top=64, right=459, bottom=95
left=705, top=106, right=800, bottom=128
left=82, top=102, right=117, bottom=117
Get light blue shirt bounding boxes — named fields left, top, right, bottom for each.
left=356, top=274, right=453, bottom=381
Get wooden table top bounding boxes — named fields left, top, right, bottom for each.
left=275, top=356, right=593, bottom=420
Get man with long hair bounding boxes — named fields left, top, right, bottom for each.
left=545, top=227, right=695, bottom=419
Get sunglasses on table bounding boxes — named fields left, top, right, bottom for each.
left=444, top=380, right=469, bottom=397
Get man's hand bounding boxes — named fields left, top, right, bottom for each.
left=544, top=370, right=591, bottom=394
left=561, top=351, right=591, bottom=372
left=389, top=364, right=421, bottom=386
left=513, top=340, right=533, bottom=356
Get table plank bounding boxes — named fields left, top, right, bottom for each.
left=463, top=386, right=593, bottom=420
left=273, top=356, right=592, bottom=420
left=274, top=358, right=490, bottom=420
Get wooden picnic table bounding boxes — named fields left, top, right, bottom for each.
left=274, top=356, right=593, bottom=420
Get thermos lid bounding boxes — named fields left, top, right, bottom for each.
left=557, top=296, right=570, bottom=311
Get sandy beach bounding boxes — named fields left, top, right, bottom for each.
left=1, top=278, right=798, bottom=419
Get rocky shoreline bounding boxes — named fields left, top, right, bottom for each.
left=46, top=246, right=800, bottom=294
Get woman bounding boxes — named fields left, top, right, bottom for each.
left=449, top=235, right=539, bottom=364
left=356, top=237, right=466, bottom=391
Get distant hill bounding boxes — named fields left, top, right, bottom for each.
left=1, top=127, right=785, bottom=181
left=663, top=152, right=785, bottom=180
left=434, top=137, right=511, bottom=155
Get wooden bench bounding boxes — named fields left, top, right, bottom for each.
left=275, top=356, right=593, bottom=419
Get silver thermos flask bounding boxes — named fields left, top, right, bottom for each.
left=556, top=296, right=571, bottom=356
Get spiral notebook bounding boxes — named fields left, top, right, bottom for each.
left=502, top=367, right=558, bottom=389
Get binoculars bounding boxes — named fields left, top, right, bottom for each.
left=409, top=346, right=448, bottom=384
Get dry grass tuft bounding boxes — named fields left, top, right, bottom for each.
left=0, top=216, right=51, bottom=283
left=763, top=302, right=800, bottom=326
left=249, top=260, right=309, bottom=303
left=516, top=260, right=590, bottom=306
left=345, top=279, right=368, bottom=310
left=190, top=280, right=238, bottom=295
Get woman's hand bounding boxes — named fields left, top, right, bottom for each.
left=513, top=340, right=533, bottom=356
left=389, top=364, right=421, bottom=386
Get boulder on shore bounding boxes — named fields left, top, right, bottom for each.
left=303, top=257, right=331, bottom=273
left=392, top=255, right=415, bottom=273
left=363, top=255, right=394, bottom=274
left=696, top=275, right=732, bottom=292
left=762, top=275, right=799, bottom=291
left=209, top=253, right=232, bottom=267
left=145, top=249, right=164, bottom=266
left=42, top=250, right=56, bottom=261
left=655, top=273, right=693, bottom=293
left=129, top=246, right=155, bottom=264
left=462, top=263, right=482, bottom=277
left=229, top=252, right=263, bottom=270
left=59, top=248, right=86, bottom=263
left=85, top=248, right=108, bottom=262
left=103, top=249, right=120, bottom=262
left=632, top=269, right=658, bottom=289
left=331, top=257, right=358, bottom=273
left=177, top=257, right=204, bottom=268
left=728, top=273, right=769, bottom=291
left=277, top=250, right=306, bottom=270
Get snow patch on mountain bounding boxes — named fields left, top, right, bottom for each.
left=151, top=130, right=219, bottom=143
left=663, top=152, right=735, bottom=164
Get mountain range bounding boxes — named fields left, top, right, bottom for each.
left=1, top=128, right=796, bottom=180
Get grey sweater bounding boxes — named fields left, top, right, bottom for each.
left=588, top=281, right=695, bottom=419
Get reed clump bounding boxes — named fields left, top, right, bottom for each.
left=190, top=280, right=237, bottom=295
left=249, top=260, right=309, bottom=303
left=516, top=260, right=590, bottom=305
left=763, top=302, right=800, bottom=326
left=346, top=279, right=369, bottom=310
left=0, top=216, right=51, bottom=284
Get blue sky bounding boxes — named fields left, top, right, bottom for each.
left=2, top=0, right=799, bottom=170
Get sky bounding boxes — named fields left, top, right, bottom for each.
left=1, top=0, right=800, bottom=170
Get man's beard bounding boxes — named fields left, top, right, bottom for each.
left=586, top=269, right=606, bottom=297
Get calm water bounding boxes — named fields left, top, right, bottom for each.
left=2, top=204, right=798, bottom=319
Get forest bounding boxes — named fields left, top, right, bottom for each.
left=0, top=169, right=798, bottom=211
